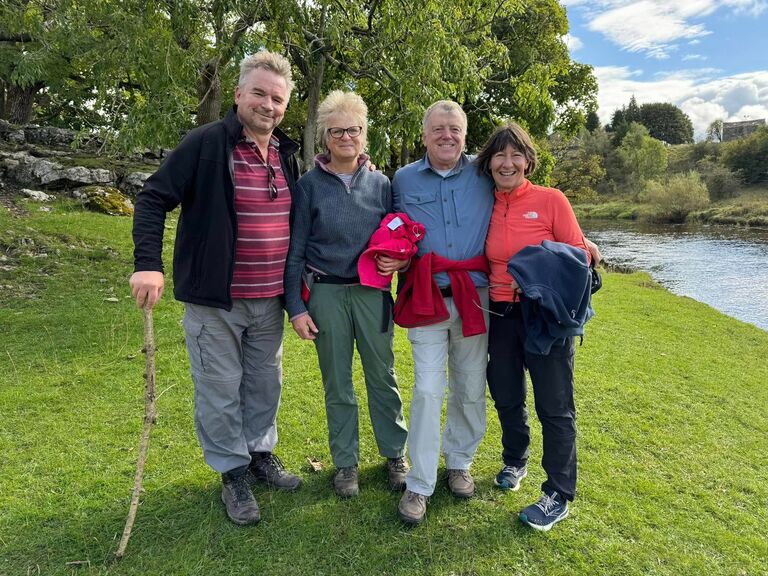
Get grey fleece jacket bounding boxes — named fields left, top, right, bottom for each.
left=283, top=156, right=392, bottom=319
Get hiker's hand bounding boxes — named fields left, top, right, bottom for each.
left=376, top=255, right=409, bottom=275
left=130, top=271, right=165, bottom=309
left=585, top=238, right=602, bottom=265
left=291, top=313, right=318, bottom=340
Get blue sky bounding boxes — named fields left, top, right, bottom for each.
left=562, top=0, right=768, bottom=139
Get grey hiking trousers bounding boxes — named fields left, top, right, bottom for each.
left=183, top=298, right=284, bottom=473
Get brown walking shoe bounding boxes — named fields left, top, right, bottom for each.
left=398, top=489, right=428, bottom=524
left=247, top=452, right=302, bottom=491
left=387, top=457, right=410, bottom=491
left=334, top=466, right=359, bottom=497
left=447, top=469, right=475, bottom=498
left=221, top=469, right=260, bottom=525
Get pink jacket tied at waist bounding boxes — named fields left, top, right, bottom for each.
left=358, top=212, right=425, bottom=289
left=393, top=253, right=490, bottom=337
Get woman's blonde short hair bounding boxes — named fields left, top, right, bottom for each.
left=316, top=90, right=368, bottom=150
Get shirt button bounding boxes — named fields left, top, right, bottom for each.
left=448, top=243, right=453, bottom=248
left=446, top=221, right=451, bottom=225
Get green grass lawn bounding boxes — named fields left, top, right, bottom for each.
left=1, top=199, right=766, bottom=576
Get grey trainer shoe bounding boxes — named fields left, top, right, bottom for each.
left=447, top=469, right=475, bottom=498
left=494, top=464, right=528, bottom=491
left=398, top=489, right=428, bottom=524
left=221, top=469, right=260, bottom=525
left=334, top=466, right=359, bottom=497
left=387, top=457, right=410, bottom=491
left=248, top=452, right=302, bottom=490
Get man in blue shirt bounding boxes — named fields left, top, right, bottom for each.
left=389, top=100, right=494, bottom=524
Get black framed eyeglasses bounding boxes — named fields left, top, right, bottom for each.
left=328, top=126, right=363, bottom=139
left=267, top=164, right=278, bottom=200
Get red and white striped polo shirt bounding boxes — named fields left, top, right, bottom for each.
left=230, top=136, right=291, bottom=299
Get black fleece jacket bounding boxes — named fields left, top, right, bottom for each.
left=132, top=106, right=301, bottom=310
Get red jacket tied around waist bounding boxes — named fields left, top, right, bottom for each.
left=393, top=253, right=490, bottom=337
left=358, top=212, right=425, bottom=289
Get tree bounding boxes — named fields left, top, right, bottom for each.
left=616, top=122, right=668, bottom=196
left=585, top=110, right=600, bottom=132
left=639, top=102, right=693, bottom=144
left=721, top=126, right=768, bottom=184
left=550, top=130, right=605, bottom=203
left=463, top=0, right=597, bottom=149
left=705, top=119, right=723, bottom=142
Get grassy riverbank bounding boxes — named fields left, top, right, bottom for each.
left=574, top=185, right=768, bottom=226
left=1, top=199, right=767, bottom=576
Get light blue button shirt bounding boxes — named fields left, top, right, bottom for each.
left=392, top=153, right=494, bottom=288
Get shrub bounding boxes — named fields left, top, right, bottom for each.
left=641, top=171, right=709, bottom=223
left=696, top=159, right=741, bottom=201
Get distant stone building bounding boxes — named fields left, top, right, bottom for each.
left=722, top=119, right=766, bottom=142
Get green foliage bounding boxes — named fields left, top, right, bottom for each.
left=550, top=130, right=605, bottom=203
left=617, top=123, right=668, bottom=197
left=640, top=171, right=709, bottom=223
left=585, top=109, right=600, bottom=132
left=721, top=126, right=768, bottom=184
left=464, top=0, right=597, bottom=150
left=696, top=158, right=741, bottom=201
left=638, top=102, right=694, bottom=144
left=705, top=119, right=723, bottom=142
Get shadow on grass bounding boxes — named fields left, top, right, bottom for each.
left=3, top=463, right=551, bottom=576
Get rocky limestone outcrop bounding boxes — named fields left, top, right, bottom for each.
left=0, top=150, right=115, bottom=189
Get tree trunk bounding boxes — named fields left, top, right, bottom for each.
left=7, top=82, right=40, bottom=124
left=301, top=58, right=325, bottom=171
left=197, top=62, right=222, bottom=126
left=399, top=137, right=410, bottom=167
left=0, top=80, right=6, bottom=120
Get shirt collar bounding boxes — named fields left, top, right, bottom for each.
left=418, top=152, right=470, bottom=176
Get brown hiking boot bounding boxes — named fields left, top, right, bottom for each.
left=387, top=457, right=410, bottom=491
left=398, top=489, right=428, bottom=524
left=247, top=452, right=302, bottom=490
left=334, top=466, right=359, bottom=497
left=447, top=469, right=475, bottom=498
left=221, top=469, right=260, bottom=525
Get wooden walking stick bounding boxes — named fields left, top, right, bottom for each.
left=115, top=306, right=157, bottom=560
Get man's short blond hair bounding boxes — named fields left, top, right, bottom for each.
left=422, top=100, right=467, bottom=134
left=316, top=90, right=368, bottom=150
left=239, top=51, right=294, bottom=94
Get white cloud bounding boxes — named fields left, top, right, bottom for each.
left=574, top=1, right=765, bottom=58
left=588, top=2, right=713, bottom=58
left=594, top=67, right=768, bottom=139
left=682, top=54, right=707, bottom=61
left=564, top=34, right=583, bottom=52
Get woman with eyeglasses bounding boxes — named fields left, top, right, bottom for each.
left=284, top=91, right=409, bottom=498
left=476, top=121, right=592, bottom=532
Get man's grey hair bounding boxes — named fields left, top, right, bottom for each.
left=239, top=51, right=295, bottom=93
left=422, top=100, right=467, bottom=133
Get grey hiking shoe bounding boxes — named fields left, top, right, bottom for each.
left=248, top=452, right=302, bottom=490
left=221, top=469, right=260, bottom=525
left=494, top=464, right=528, bottom=491
left=334, top=466, right=359, bottom=497
left=447, top=469, right=475, bottom=498
left=387, top=457, right=410, bottom=491
left=398, top=489, right=428, bottom=524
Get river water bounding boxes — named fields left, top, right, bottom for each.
left=581, top=220, right=768, bottom=332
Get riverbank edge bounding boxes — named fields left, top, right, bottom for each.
left=573, top=189, right=768, bottom=227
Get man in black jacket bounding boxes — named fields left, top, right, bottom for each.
left=130, top=50, right=301, bottom=526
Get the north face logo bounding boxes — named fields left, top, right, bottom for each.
left=523, top=211, right=539, bottom=219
